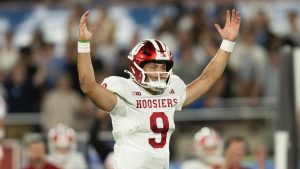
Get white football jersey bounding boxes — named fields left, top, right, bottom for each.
left=101, top=75, right=186, bottom=169
left=47, top=152, right=87, bottom=169
left=181, top=160, right=211, bottom=169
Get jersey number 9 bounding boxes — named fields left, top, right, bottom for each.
left=149, top=112, right=169, bottom=148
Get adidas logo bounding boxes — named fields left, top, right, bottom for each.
left=169, top=89, right=175, bottom=94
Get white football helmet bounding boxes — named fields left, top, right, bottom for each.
left=48, top=124, right=76, bottom=152
left=194, top=127, right=224, bottom=165
left=126, top=39, right=174, bottom=92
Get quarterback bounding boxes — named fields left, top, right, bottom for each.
left=77, top=9, right=241, bottom=169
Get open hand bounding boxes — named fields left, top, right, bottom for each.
left=215, top=9, right=241, bottom=42
left=79, top=11, right=95, bottom=41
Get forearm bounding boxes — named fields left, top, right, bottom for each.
left=199, top=49, right=230, bottom=88
left=77, top=52, right=97, bottom=94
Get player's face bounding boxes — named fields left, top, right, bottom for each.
left=28, top=141, right=46, bottom=163
left=143, top=62, right=168, bottom=81
left=225, top=141, right=246, bottom=163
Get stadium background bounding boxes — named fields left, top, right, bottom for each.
left=0, top=0, right=299, bottom=168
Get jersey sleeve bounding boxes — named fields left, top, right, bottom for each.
left=101, top=76, right=125, bottom=97
left=101, top=76, right=128, bottom=115
left=172, top=75, right=186, bottom=111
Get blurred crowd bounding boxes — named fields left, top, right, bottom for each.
left=0, top=0, right=299, bottom=168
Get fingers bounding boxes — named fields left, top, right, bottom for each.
left=231, top=9, right=236, bottom=22
left=214, top=23, right=222, bottom=34
left=81, top=11, right=90, bottom=20
left=226, top=9, right=241, bottom=24
left=226, top=10, right=230, bottom=24
left=235, top=11, right=241, bottom=25
left=80, top=10, right=90, bottom=25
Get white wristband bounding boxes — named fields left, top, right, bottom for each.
left=220, top=39, right=235, bottom=53
left=78, top=41, right=90, bottom=53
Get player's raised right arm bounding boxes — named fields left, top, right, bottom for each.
left=77, top=11, right=117, bottom=112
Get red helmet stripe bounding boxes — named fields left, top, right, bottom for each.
left=147, top=39, right=159, bottom=51
left=154, top=40, right=165, bottom=52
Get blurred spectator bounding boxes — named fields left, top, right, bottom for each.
left=66, top=3, right=85, bottom=62
left=176, top=6, right=211, bottom=66
left=4, top=47, right=39, bottom=112
left=47, top=124, right=87, bottom=169
left=113, top=49, right=130, bottom=78
left=0, top=71, right=5, bottom=97
left=93, top=5, right=117, bottom=69
left=34, top=42, right=67, bottom=89
left=191, top=5, right=208, bottom=44
left=89, top=112, right=113, bottom=164
left=250, top=145, right=274, bottom=169
left=156, top=13, right=178, bottom=54
left=222, top=136, right=249, bottom=169
left=285, top=10, right=300, bottom=46
left=66, top=3, right=85, bottom=47
left=181, top=127, right=224, bottom=169
left=229, top=26, right=267, bottom=98
left=41, top=73, right=82, bottom=131
left=0, top=31, right=19, bottom=77
left=24, top=134, right=60, bottom=169
left=31, top=30, right=46, bottom=61
left=262, top=48, right=280, bottom=97
left=173, top=44, right=200, bottom=84
left=251, top=11, right=274, bottom=49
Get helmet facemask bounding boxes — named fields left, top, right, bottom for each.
left=126, top=39, right=174, bottom=93
left=48, top=124, right=76, bottom=156
left=194, top=127, right=224, bottom=165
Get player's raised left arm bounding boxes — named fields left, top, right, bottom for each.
left=77, top=11, right=117, bottom=112
left=183, top=9, right=241, bottom=106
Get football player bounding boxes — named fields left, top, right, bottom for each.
left=47, top=124, right=87, bottom=169
left=181, top=127, right=224, bottom=169
left=77, top=9, right=241, bottom=169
